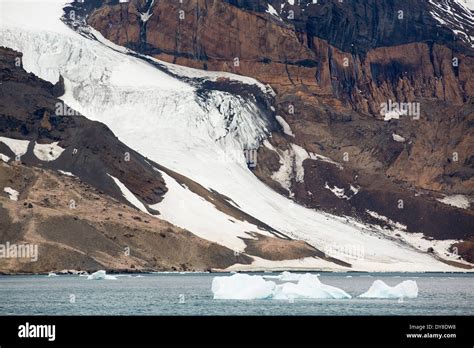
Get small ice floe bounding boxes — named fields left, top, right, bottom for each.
left=86, top=270, right=117, bottom=280
left=0, top=153, right=10, bottom=162
left=47, top=272, right=58, bottom=277
left=3, top=187, right=19, bottom=201
left=212, top=273, right=351, bottom=300
left=359, top=280, right=418, bottom=299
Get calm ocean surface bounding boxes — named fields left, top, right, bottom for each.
left=0, top=273, right=472, bottom=315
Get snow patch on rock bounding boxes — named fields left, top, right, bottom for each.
left=33, top=141, right=65, bottom=161
left=437, top=194, right=470, bottom=209
left=273, top=273, right=352, bottom=300
left=212, top=273, right=351, bottom=300
left=0, top=154, right=10, bottom=162
left=266, top=4, right=282, bottom=20
left=57, top=170, right=75, bottom=177
left=212, top=273, right=275, bottom=299
left=308, top=152, right=344, bottom=170
left=108, top=174, right=150, bottom=214
left=429, top=0, right=474, bottom=48
left=392, top=133, right=406, bottom=143
left=324, top=182, right=351, bottom=200
left=275, top=116, right=294, bottom=137
left=271, top=144, right=309, bottom=194
left=139, top=0, right=154, bottom=23
left=0, top=136, right=29, bottom=158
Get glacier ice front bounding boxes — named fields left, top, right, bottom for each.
left=212, top=273, right=351, bottom=300
left=359, top=280, right=418, bottom=299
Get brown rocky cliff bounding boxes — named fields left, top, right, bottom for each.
left=88, top=0, right=473, bottom=107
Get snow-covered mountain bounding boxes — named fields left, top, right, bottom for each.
left=0, top=0, right=472, bottom=272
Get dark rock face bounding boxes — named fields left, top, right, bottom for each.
left=0, top=46, right=167, bottom=207
left=226, top=0, right=474, bottom=55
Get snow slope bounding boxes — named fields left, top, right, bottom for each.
left=0, top=136, right=29, bottom=158
left=0, top=0, right=467, bottom=272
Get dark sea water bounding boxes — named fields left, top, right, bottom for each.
left=0, top=273, right=472, bottom=315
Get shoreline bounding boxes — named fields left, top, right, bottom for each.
left=0, top=269, right=473, bottom=276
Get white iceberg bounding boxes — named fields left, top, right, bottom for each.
left=359, top=279, right=418, bottom=299
left=273, top=274, right=352, bottom=300
left=212, top=274, right=275, bottom=300
left=212, top=273, right=351, bottom=300
left=33, top=141, right=65, bottom=161
left=263, top=271, right=303, bottom=281
left=279, top=271, right=305, bottom=281
left=86, top=270, right=117, bottom=280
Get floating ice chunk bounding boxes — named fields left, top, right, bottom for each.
left=87, top=270, right=117, bottom=280
left=437, top=194, right=470, bottom=209
left=359, top=279, right=418, bottom=299
left=324, top=182, right=350, bottom=199
left=212, top=273, right=351, bottom=300
left=273, top=274, right=352, bottom=300
left=0, top=136, right=29, bottom=158
left=3, top=187, right=19, bottom=201
left=212, top=274, right=275, bottom=300
left=0, top=153, right=10, bottom=162
left=47, top=272, right=58, bottom=277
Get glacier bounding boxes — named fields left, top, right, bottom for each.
left=87, top=270, right=117, bottom=280
left=212, top=274, right=276, bottom=300
left=0, top=0, right=466, bottom=272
